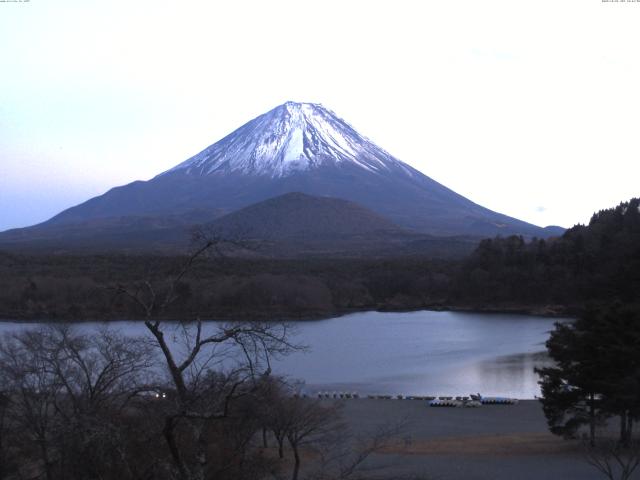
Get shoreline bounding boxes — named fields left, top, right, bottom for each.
left=335, top=398, right=600, bottom=479
left=0, top=303, right=576, bottom=323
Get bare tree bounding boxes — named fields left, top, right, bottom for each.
left=1, top=231, right=298, bottom=480
left=281, top=397, right=344, bottom=480
left=0, top=326, right=157, bottom=480
left=257, top=375, right=290, bottom=458
left=0, top=329, right=63, bottom=480
left=308, top=417, right=409, bottom=480
left=135, top=319, right=296, bottom=480
left=0, top=389, right=15, bottom=479
left=584, top=439, right=640, bottom=480
left=38, top=326, right=154, bottom=415
left=42, top=326, right=155, bottom=479
left=114, top=235, right=299, bottom=480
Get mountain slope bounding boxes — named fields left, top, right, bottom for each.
left=202, top=192, right=478, bottom=258
left=1, top=102, right=561, bottom=247
left=207, top=192, right=403, bottom=239
left=0, top=193, right=479, bottom=258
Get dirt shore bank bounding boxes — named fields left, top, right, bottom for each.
left=334, top=399, right=607, bottom=480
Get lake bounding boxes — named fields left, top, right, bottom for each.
left=0, top=310, right=562, bottom=399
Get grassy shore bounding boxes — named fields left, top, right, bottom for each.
left=333, top=399, right=603, bottom=480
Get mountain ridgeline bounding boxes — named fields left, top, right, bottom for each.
left=0, top=101, right=562, bottom=254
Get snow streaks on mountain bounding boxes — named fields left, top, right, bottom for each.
left=164, top=102, right=415, bottom=178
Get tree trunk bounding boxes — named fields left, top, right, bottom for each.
left=291, top=443, right=300, bottom=480
left=39, top=440, right=54, bottom=480
left=589, top=393, right=596, bottom=447
left=193, top=421, right=207, bottom=480
left=163, top=416, right=190, bottom=480
left=262, top=427, right=268, bottom=448
left=620, top=411, right=629, bottom=447
left=277, top=436, right=284, bottom=459
left=145, top=322, right=188, bottom=399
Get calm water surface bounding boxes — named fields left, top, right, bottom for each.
left=0, top=310, right=562, bottom=399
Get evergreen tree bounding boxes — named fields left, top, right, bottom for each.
left=536, top=317, right=604, bottom=445
left=587, top=306, right=640, bottom=446
left=537, top=304, right=640, bottom=446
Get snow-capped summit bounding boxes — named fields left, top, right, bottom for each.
left=163, top=102, right=413, bottom=178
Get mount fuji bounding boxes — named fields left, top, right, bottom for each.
left=0, top=102, right=562, bottom=253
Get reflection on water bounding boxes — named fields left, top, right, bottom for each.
left=292, top=351, right=554, bottom=399
left=269, top=311, right=561, bottom=399
left=464, top=352, right=554, bottom=399
left=0, top=310, right=564, bottom=399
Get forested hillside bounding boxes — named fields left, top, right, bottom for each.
left=1, top=198, right=637, bottom=321
left=0, top=254, right=453, bottom=321
left=452, top=198, right=640, bottom=309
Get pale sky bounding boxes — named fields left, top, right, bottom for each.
left=1, top=0, right=639, bottom=232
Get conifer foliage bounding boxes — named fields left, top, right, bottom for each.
left=537, top=304, right=640, bottom=446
